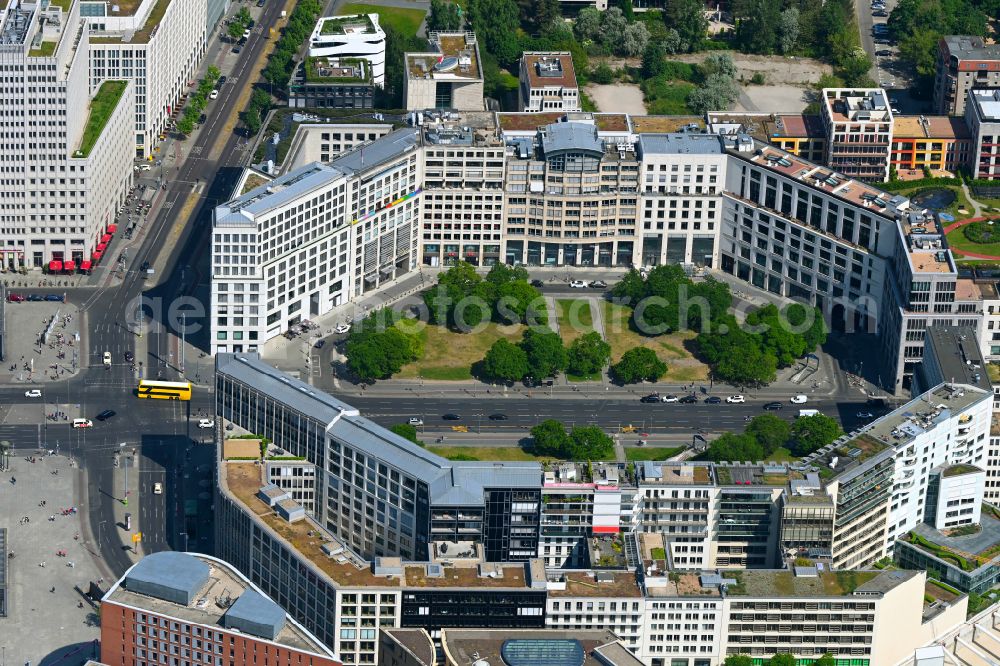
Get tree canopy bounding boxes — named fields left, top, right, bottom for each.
left=568, top=331, right=611, bottom=377
left=789, top=414, right=843, bottom=456
left=428, top=0, right=464, bottom=31
left=612, top=347, right=667, bottom=384
left=389, top=423, right=423, bottom=446
left=531, top=420, right=614, bottom=460
left=424, top=262, right=545, bottom=330
left=481, top=339, right=530, bottom=383
left=345, top=310, right=422, bottom=382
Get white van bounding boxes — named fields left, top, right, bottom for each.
left=797, top=409, right=820, bottom=418
left=72, top=418, right=93, bottom=428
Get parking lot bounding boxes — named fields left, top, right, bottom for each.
left=0, top=453, right=103, bottom=665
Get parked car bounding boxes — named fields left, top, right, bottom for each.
left=875, top=49, right=892, bottom=56
left=217, top=75, right=227, bottom=86
left=242, top=29, right=251, bottom=39
left=26, top=294, right=44, bottom=302
left=589, top=280, right=607, bottom=289
left=198, top=419, right=215, bottom=428
left=790, top=394, right=808, bottom=404
left=726, top=395, right=745, bottom=404
left=314, top=340, right=326, bottom=349
left=209, top=89, right=219, bottom=100
left=662, top=394, right=679, bottom=403
left=96, top=409, right=116, bottom=421
left=6, top=293, right=24, bottom=302
left=705, top=396, right=722, bottom=404
left=873, top=9, right=888, bottom=16
left=763, top=401, right=783, bottom=411
left=530, top=279, right=544, bottom=288
left=569, top=280, right=587, bottom=288
left=198, top=113, right=206, bottom=124
left=489, top=413, right=508, bottom=421
left=72, top=418, right=93, bottom=429
left=103, top=351, right=112, bottom=367
left=232, top=45, right=242, bottom=53
left=678, top=394, right=697, bottom=404
left=856, top=411, right=875, bottom=419
left=641, top=394, right=661, bottom=403
left=442, top=413, right=461, bottom=420
left=24, top=389, right=41, bottom=398
left=874, top=38, right=892, bottom=45
left=408, top=417, right=423, bottom=426
left=334, top=323, right=351, bottom=334
left=44, top=294, right=63, bottom=302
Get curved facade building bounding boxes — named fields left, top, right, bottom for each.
left=308, top=13, right=385, bottom=86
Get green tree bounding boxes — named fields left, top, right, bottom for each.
left=176, top=114, right=195, bottom=136
left=243, top=107, right=263, bottom=136
left=529, top=0, right=561, bottom=32
left=611, top=0, right=633, bottom=20
left=237, top=6, right=252, bottom=26
left=687, top=73, right=741, bottom=114
left=228, top=20, right=245, bottom=40
left=389, top=423, right=423, bottom=446
left=724, top=656, right=754, bottom=666
left=705, top=433, right=764, bottom=462
left=207, top=65, right=221, bottom=82
left=591, top=62, right=614, bottom=84
left=428, top=0, right=464, bottom=31
left=520, top=329, right=568, bottom=379
left=745, top=414, right=791, bottom=456
left=814, top=655, right=836, bottom=666
left=733, top=0, right=781, bottom=53
left=778, top=7, right=799, bottom=53
left=767, top=655, right=797, bottom=666
left=789, top=413, right=843, bottom=456
left=641, top=41, right=667, bottom=78
left=568, top=425, right=614, bottom=460
left=574, top=6, right=602, bottom=41
left=568, top=331, right=611, bottom=376
left=898, top=27, right=940, bottom=78
left=482, top=339, right=530, bottom=383
left=610, top=268, right=647, bottom=307
left=468, top=0, right=521, bottom=66
left=713, top=340, right=777, bottom=386
left=701, top=52, right=738, bottom=79
left=531, top=419, right=572, bottom=457
left=663, top=0, right=707, bottom=51
left=612, top=347, right=667, bottom=384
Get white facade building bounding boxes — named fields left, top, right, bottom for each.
left=86, top=0, right=208, bottom=157
left=308, top=14, right=385, bottom=87
left=518, top=52, right=580, bottom=113
left=0, top=0, right=134, bottom=270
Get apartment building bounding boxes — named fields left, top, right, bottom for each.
left=518, top=52, right=580, bottom=113
left=307, top=14, right=385, bottom=87
left=820, top=88, right=894, bottom=182
left=86, top=0, right=207, bottom=157
left=965, top=88, right=1000, bottom=179
left=210, top=128, right=421, bottom=354
left=891, top=114, right=971, bottom=173
left=99, top=551, right=341, bottom=666
left=707, top=113, right=826, bottom=164
left=279, top=122, right=391, bottom=173
left=0, top=0, right=134, bottom=271
left=404, top=32, right=483, bottom=111
left=934, top=35, right=1000, bottom=116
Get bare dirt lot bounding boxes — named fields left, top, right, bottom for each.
left=733, top=84, right=813, bottom=113
left=671, top=52, right=833, bottom=86
left=585, top=83, right=647, bottom=114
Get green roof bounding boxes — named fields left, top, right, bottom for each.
left=318, top=14, right=375, bottom=35
left=724, top=570, right=882, bottom=597
left=133, top=0, right=170, bottom=43
left=28, top=40, right=56, bottom=57
left=303, top=56, right=370, bottom=84
left=46, top=0, right=72, bottom=12
left=943, top=463, right=981, bottom=477
left=75, top=80, right=127, bottom=158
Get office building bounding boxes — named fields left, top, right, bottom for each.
left=820, top=88, right=894, bottom=182
left=86, top=0, right=208, bottom=157
left=288, top=56, right=375, bottom=109
left=210, top=128, right=421, bottom=354
left=707, top=112, right=827, bottom=164
left=99, top=551, right=341, bottom=666
left=279, top=122, right=391, bottom=173
left=891, top=115, right=971, bottom=174
left=518, top=52, right=580, bottom=113
left=307, top=14, right=385, bottom=86
left=0, top=0, right=134, bottom=271
left=965, top=88, right=1000, bottom=180
left=404, top=32, right=483, bottom=111
left=934, top=35, right=1000, bottom=116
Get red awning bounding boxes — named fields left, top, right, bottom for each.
left=93, top=251, right=104, bottom=261
left=107, top=224, right=118, bottom=233
left=63, top=260, right=76, bottom=272
left=101, top=234, right=112, bottom=244
left=80, top=260, right=92, bottom=271
left=96, top=243, right=107, bottom=252
left=48, top=260, right=63, bottom=272
left=592, top=526, right=619, bottom=535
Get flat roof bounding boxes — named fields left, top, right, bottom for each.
left=909, top=510, right=1000, bottom=566
left=443, top=630, right=637, bottom=666
left=823, top=88, right=892, bottom=124
left=314, top=13, right=379, bottom=36
left=541, top=121, right=604, bottom=155
left=895, top=115, right=971, bottom=140
left=548, top=571, right=642, bottom=598
left=639, top=462, right=712, bottom=485
left=971, top=89, right=1000, bottom=120
left=382, top=629, right=435, bottom=665
left=522, top=52, right=578, bottom=90
left=638, top=133, right=724, bottom=155
left=924, top=325, right=991, bottom=391
left=328, top=127, right=420, bottom=175
left=630, top=115, right=704, bottom=134
left=944, top=35, right=1000, bottom=63
left=215, top=163, right=345, bottom=223
left=104, top=552, right=333, bottom=655
left=406, top=32, right=481, bottom=80
left=724, top=569, right=910, bottom=597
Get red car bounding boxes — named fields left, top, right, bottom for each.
left=6, top=293, right=24, bottom=302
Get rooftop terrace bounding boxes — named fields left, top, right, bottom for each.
left=906, top=511, right=1000, bottom=571
left=723, top=569, right=900, bottom=597
left=858, top=383, right=988, bottom=451
left=548, top=571, right=642, bottom=598
left=317, top=13, right=376, bottom=35
left=406, top=32, right=480, bottom=80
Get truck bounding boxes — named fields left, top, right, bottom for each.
left=797, top=409, right=820, bottom=418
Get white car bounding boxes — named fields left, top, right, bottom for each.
left=334, top=323, right=351, bottom=334
left=197, top=419, right=215, bottom=429
left=569, top=280, right=587, bottom=288
left=153, top=482, right=163, bottom=495
left=72, top=418, right=93, bottom=429
left=209, top=89, right=219, bottom=100
left=790, top=394, right=809, bottom=404
left=408, top=417, right=424, bottom=426
left=103, top=351, right=112, bottom=366
left=661, top=394, right=679, bottom=403
left=726, top=395, right=745, bottom=404
left=24, top=389, right=41, bottom=398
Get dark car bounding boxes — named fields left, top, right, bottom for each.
left=27, top=294, right=44, bottom=302
left=489, top=413, right=508, bottom=421
left=641, top=394, right=661, bottom=403
left=232, top=45, right=242, bottom=53
left=705, top=396, right=722, bottom=404
left=530, top=279, right=544, bottom=288
left=875, top=49, right=892, bottom=56
left=96, top=409, right=116, bottom=421
left=442, top=413, right=461, bottom=421
left=124, top=351, right=135, bottom=363
left=679, top=394, right=698, bottom=404
left=873, top=9, right=888, bottom=15
left=45, top=294, right=63, bottom=302
left=198, top=113, right=206, bottom=124
left=314, top=340, right=326, bottom=349
left=6, top=293, right=24, bottom=302
left=763, top=401, right=784, bottom=411
left=217, top=75, right=227, bottom=86
left=256, top=0, right=265, bottom=6
left=857, top=411, right=875, bottom=419
left=589, top=280, right=608, bottom=289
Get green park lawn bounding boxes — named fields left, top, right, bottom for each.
left=765, top=447, right=796, bottom=463
left=555, top=298, right=595, bottom=347
left=600, top=301, right=709, bottom=382
left=893, top=183, right=972, bottom=220
left=625, top=446, right=684, bottom=462
left=337, top=3, right=425, bottom=36
left=946, top=223, right=1000, bottom=259
left=395, top=323, right=525, bottom=381
left=427, top=445, right=556, bottom=462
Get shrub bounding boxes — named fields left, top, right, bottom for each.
left=963, top=220, right=1000, bottom=244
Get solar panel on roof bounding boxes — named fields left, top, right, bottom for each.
left=501, top=639, right=585, bottom=666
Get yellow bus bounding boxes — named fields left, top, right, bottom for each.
left=137, top=380, right=192, bottom=401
